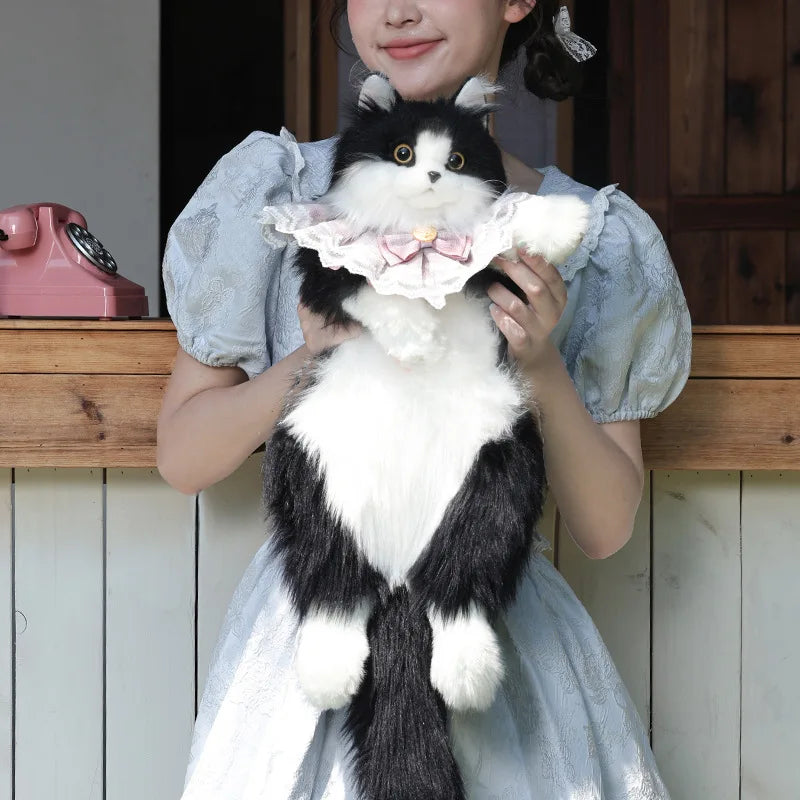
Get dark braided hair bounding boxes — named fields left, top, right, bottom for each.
left=327, top=0, right=583, bottom=101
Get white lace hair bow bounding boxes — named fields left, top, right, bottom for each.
left=553, top=6, right=597, bottom=62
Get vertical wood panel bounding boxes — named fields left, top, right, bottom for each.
left=0, top=471, right=11, bottom=800
left=197, top=455, right=267, bottom=701
left=313, top=0, right=340, bottom=139
left=651, top=471, right=740, bottom=799
left=788, top=3, right=800, bottom=324
left=789, top=233, right=800, bottom=323
left=727, top=231, right=787, bottom=323
left=557, top=475, right=652, bottom=726
left=669, top=0, right=725, bottom=195
left=284, top=0, right=312, bottom=140
left=740, top=471, right=800, bottom=798
left=788, top=1, right=800, bottom=193
left=632, top=0, right=670, bottom=233
left=608, top=0, right=634, bottom=190
left=14, top=469, right=103, bottom=800
left=726, top=0, right=785, bottom=194
left=671, top=231, right=728, bottom=323
left=106, top=468, right=196, bottom=800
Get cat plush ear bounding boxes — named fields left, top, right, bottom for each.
left=358, top=74, right=397, bottom=112
left=453, top=76, right=501, bottom=114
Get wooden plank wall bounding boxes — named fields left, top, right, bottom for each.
left=284, top=0, right=340, bottom=142
left=1, top=463, right=799, bottom=797
left=618, top=0, right=800, bottom=324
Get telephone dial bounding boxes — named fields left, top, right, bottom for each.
left=0, top=203, right=149, bottom=318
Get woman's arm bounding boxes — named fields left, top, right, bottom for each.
left=488, top=255, right=644, bottom=560
left=520, top=343, right=644, bottom=559
left=156, top=345, right=311, bottom=495
left=157, top=305, right=360, bottom=495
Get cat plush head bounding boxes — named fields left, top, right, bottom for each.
left=325, top=75, right=508, bottom=235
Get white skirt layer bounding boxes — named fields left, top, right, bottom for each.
left=180, top=538, right=670, bottom=800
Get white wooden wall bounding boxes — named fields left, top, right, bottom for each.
left=1, top=462, right=798, bottom=798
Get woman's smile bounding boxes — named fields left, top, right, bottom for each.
left=382, top=38, right=443, bottom=61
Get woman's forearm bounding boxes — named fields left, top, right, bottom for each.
left=524, top=343, right=644, bottom=559
left=157, top=345, right=311, bottom=494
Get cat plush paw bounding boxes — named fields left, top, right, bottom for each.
left=295, top=606, right=371, bottom=709
left=428, top=607, right=504, bottom=711
left=509, top=194, right=590, bottom=266
left=343, top=289, right=447, bottom=363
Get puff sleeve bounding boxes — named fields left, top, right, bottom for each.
left=559, top=187, right=692, bottom=423
left=162, top=129, right=306, bottom=378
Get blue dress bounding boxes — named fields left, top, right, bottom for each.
left=163, top=129, right=692, bottom=800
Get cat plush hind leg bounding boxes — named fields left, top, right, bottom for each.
left=408, top=412, right=546, bottom=710
left=264, top=415, right=384, bottom=710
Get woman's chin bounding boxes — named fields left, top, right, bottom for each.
left=376, top=65, right=460, bottom=102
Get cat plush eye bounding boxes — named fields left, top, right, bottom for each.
left=447, top=152, right=465, bottom=171
left=393, top=144, right=414, bottom=165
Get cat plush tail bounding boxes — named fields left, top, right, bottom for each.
left=345, top=586, right=465, bottom=800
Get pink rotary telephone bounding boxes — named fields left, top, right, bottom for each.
left=0, top=203, right=148, bottom=318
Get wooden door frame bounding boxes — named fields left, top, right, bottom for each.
left=284, top=0, right=340, bottom=141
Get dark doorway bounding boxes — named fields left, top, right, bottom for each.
left=573, top=0, right=610, bottom=191
left=159, top=1, right=284, bottom=315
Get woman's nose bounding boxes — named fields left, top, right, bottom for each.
left=385, top=2, right=423, bottom=26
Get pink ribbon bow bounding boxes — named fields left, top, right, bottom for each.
left=377, top=231, right=472, bottom=279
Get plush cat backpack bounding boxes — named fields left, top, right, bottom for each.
left=260, top=74, right=590, bottom=800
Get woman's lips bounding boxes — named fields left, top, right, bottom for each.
left=383, top=39, right=442, bottom=60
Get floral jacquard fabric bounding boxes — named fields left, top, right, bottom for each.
left=163, top=129, right=690, bottom=799
left=162, top=128, right=691, bottom=423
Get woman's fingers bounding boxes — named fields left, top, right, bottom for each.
left=520, top=253, right=568, bottom=305
left=487, top=282, right=536, bottom=327
left=492, top=257, right=551, bottom=305
left=494, top=253, right=567, bottom=309
left=297, top=302, right=362, bottom=354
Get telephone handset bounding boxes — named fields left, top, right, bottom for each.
left=0, top=203, right=118, bottom=275
left=0, top=203, right=149, bottom=318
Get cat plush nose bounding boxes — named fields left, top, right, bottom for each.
left=428, top=171, right=442, bottom=183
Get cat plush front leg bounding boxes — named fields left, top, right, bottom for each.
left=504, top=194, right=590, bottom=266
left=342, top=285, right=447, bottom=363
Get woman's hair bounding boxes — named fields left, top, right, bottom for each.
left=327, top=0, right=583, bottom=102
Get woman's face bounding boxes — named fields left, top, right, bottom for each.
left=347, top=0, right=532, bottom=101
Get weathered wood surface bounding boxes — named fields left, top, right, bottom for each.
left=1, top=321, right=800, bottom=468
left=740, top=471, right=800, bottom=798
left=651, top=471, right=742, bottom=799
left=616, top=0, right=800, bottom=324
left=0, top=374, right=167, bottom=467
left=14, top=469, right=104, bottom=799
left=1, top=464, right=799, bottom=798
left=0, top=471, right=10, bottom=800
left=105, top=468, right=196, bottom=800
left=642, top=378, right=799, bottom=469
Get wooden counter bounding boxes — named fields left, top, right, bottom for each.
left=0, top=319, right=798, bottom=469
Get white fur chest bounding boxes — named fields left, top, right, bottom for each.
left=284, top=293, right=526, bottom=585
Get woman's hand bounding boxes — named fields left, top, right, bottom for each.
left=487, top=253, right=567, bottom=372
left=298, top=302, right=363, bottom=356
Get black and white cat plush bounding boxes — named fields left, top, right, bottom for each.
left=260, top=75, right=589, bottom=800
